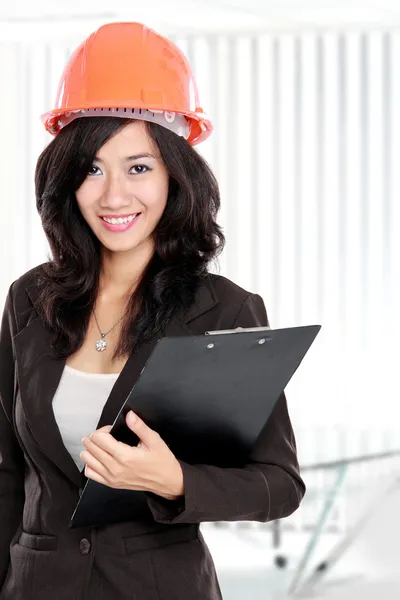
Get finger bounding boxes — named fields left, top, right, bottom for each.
left=84, top=464, right=108, bottom=486
left=85, top=430, right=122, bottom=459
left=82, top=435, right=117, bottom=468
left=97, top=425, right=113, bottom=433
left=85, top=425, right=112, bottom=438
left=126, top=411, right=160, bottom=448
left=80, top=449, right=110, bottom=479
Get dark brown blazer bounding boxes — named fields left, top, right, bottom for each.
left=0, top=265, right=305, bottom=600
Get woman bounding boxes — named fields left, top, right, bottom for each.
left=0, top=21, right=305, bottom=600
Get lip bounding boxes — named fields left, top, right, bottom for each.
left=99, top=213, right=141, bottom=232
left=99, top=213, right=138, bottom=218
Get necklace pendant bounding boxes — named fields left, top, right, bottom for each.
left=95, top=336, right=107, bottom=352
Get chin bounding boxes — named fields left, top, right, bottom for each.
left=101, top=240, right=142, bottom=254
left=98, top=232, right=155, bottom=256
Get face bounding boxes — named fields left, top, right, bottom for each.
left=75, top=120, right=169, bottom=258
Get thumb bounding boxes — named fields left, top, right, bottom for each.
left=126, top=411, right=158, bottom=448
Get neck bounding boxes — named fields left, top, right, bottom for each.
left=99, top=241, right=155, bottom=301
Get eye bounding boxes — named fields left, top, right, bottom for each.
left=88, top=165, right=102, bottom=176
left=130, top=165, right=150, bottom=175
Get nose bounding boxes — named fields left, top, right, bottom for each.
left=100, top=173, right=131, bottom=210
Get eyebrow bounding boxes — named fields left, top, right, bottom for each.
left=94, top=153, right=157, bottom=162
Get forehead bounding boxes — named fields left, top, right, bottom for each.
left=97, top=121, right=155, bottom=158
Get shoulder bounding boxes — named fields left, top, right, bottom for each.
left=190, top=272, right=269, bottom=330
left=206, top=273, right=254, bottom=305
left=9, top=262, right=46, bottom=300
left=11, top=263, right=45, bottom=293
left=6, top=263, right=47, bottom=329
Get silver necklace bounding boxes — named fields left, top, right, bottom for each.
left=93, top=310, right=125, bottom=352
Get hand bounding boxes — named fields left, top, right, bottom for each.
left=80, top=411, right=184, bottom=500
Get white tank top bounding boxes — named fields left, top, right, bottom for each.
left=52, top=365, right=120, bottom=471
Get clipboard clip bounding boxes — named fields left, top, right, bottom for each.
left=205, top=326, right=271, bottom=336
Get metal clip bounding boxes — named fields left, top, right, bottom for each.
left=205, top=326, right=271, bottom=336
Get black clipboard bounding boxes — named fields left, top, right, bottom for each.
left=69, top=324, right=321, bottom=528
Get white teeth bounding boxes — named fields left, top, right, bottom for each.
left=102, top=214, right=138, bottom=225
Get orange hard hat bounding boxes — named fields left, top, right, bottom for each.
left=40, top=22, right=212, bottom=145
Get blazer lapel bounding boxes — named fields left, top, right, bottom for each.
left=15, top=275, right=219, bottom=489
left=96, top=276, right=219, bottom=430
left=13, top=316, right=83, bottom=487
left=96, top=312, right=199, bottom=430
left=95, top=336, right=161, bottom=430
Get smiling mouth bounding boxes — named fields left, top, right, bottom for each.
left=100, top=213, right=140, bottom=225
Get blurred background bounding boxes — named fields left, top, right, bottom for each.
left=1, top=1, right=400, bottom=598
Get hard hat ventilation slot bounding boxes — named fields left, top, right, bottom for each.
left=54, top=106, right=191, bottom=140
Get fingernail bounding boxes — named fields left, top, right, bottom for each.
left=81, top=437, right=86, bottom=444
left=128, top=411, right=137, bottom=423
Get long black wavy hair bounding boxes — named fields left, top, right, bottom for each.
left=35, top=117, right=225, bottom=360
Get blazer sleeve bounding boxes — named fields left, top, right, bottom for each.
left=146, top=293, right=306, bottom=524
left=0, top=284, right=25, bottom=588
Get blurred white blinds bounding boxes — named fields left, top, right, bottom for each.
left=0, top=31, right=398, bottom=425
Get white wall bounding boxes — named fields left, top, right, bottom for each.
left=0, top=27, right=398, bottom=430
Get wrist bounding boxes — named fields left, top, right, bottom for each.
left=159, top=460, right=184, bottom=500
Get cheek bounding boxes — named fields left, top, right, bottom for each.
left=75, top=182, right=96, bottom=215
left=75, top=181, right=100, bottom=218
left=139, top=180, right=168, bottom=215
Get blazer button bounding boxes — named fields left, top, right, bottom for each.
left=79, top=538, right=91, bottom=555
